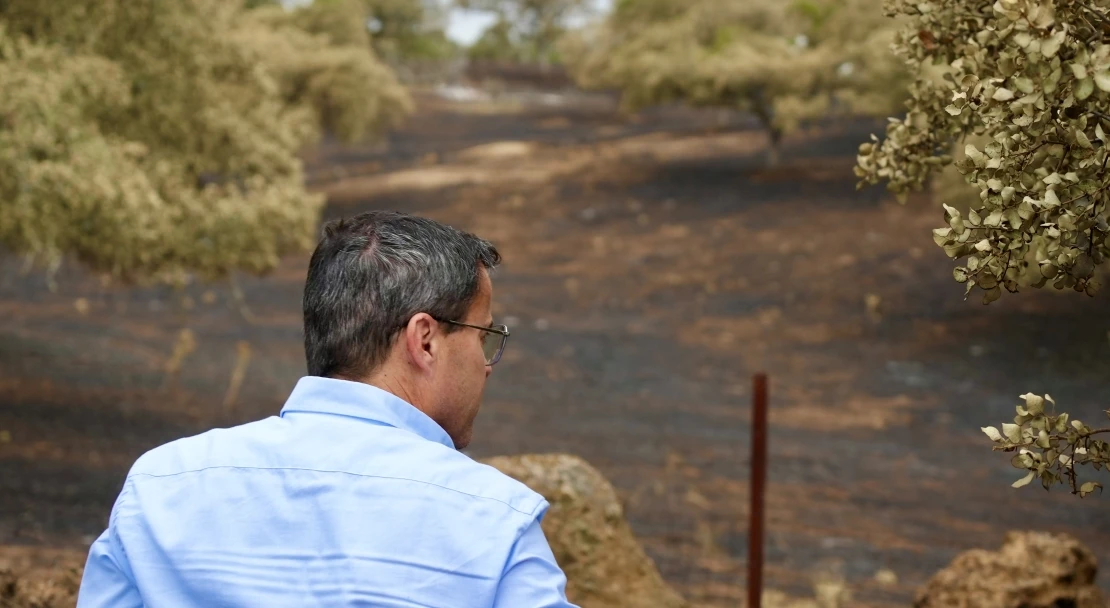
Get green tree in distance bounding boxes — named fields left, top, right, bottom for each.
left=561, top=0, right=909, bottom=164
left=460, top=0, right=592, bottom=64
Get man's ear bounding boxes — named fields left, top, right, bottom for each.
left=402, top=313, right=439, bottom=372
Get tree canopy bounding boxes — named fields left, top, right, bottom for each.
left=856, top=0, right=1110, bottom=303
left=247, top=0, right=458, bottom=62
left=461, top=0, right=592, bottom=64
left=0, top=0, right=411, bottom=285
left=561, top=0, right=908, bottom=158
left=361, top=0, right=459, bottom=62
left=851, top=0, right=1110, bottom=498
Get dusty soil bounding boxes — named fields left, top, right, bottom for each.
left=2, top=91, right=1110, bottom=607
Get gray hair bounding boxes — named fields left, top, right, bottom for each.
left=302, top=210, right=501, bottom=379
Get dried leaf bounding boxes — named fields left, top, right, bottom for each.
left=982, top=426, right=1003, bottom=441
left=1076, top=77, right=1095, bottom=100
left=1021, top=393, right=1045, bottom=415
left=1012, top=471, right=1036, bottom=488
left=1080, top=481, right=1102, bottom=497
left=1095, top=71, right=1110, bottom=92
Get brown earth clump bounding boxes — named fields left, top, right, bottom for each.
left=914, top=530, right=1104, bottom=608
left=0, top=564, right=81, bottom=608
left=484, top=453, right=686, bottom=608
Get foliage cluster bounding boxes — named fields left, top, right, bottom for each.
left=0, top=0, right=411, bottom=284
left=856, top=0, right=1110, bottom=303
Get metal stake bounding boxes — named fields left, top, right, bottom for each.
left=747, top=373, right=768, bottom=608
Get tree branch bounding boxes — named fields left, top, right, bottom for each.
left=1017, top=140, right=1066, bottom=173
left=1057, top=144, right=1072, bottom=174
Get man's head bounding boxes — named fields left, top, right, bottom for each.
left=302, top=211, right=502, bottom=449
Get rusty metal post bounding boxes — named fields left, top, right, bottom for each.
left=747, top=373, right=768, bottom=608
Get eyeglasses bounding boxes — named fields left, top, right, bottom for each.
left=440, top=320, right=510, bottom=366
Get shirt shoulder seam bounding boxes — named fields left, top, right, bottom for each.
left=128, top=465, right=541, bottom=517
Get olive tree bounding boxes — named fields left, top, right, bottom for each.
left=561, top=0, right=908, bottom=164
left=0, top=0, right=411, bottom=285
left=459, top=0, right=592, bottom=64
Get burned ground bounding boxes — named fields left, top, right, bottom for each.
left=2, top=93, right=1109, bottom=606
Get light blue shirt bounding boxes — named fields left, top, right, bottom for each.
left=77, top=376, right=576, bottom=607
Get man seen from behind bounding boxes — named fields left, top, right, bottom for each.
left=76, top=210, right=577, bottom=607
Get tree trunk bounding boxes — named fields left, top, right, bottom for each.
left=752, top=100, right=782, bottom=168
left=765, top=126, right=783, bottom=167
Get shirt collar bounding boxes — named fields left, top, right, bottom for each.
left=279, top=376, right=456, bottom=450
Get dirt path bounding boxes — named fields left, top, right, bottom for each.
left=2, top=95, right=1109, bottom=606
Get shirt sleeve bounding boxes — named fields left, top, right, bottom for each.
left=76, top=486, right=144, bottom=608
left=492, top=515, right=579, bottom=608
